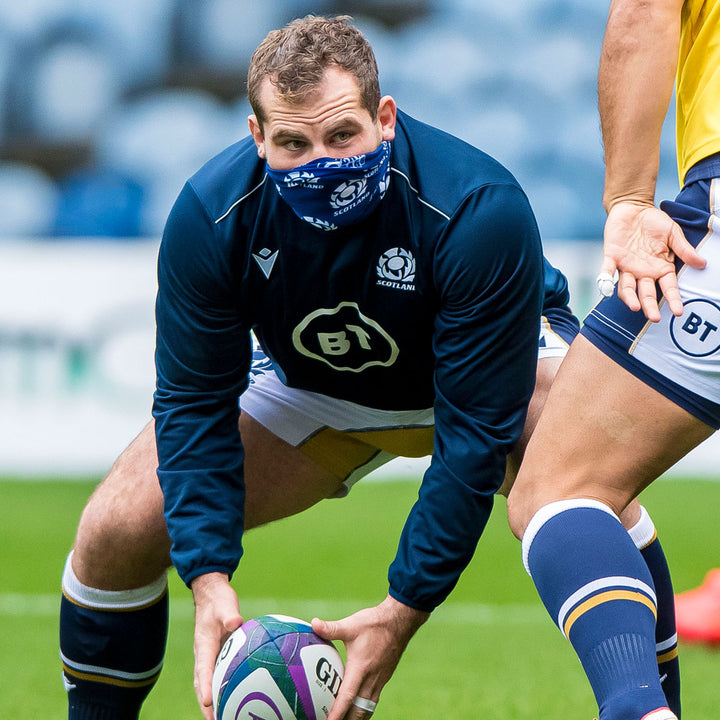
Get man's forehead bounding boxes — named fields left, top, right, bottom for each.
left=259, top=67, right=366, bottom=120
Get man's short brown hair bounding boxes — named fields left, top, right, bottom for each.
left=247, top=15, right=381, bottom=130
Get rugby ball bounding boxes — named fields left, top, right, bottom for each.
left=212, top=614, right=345, bottom=720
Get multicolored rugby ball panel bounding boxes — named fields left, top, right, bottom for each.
left=212, top=614, right=345, bottom=720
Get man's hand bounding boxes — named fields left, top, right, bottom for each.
left=312, top=595, right=430, bottom=720
left=599, top=200, right=706, bottom=321
left=190, top=572, right=243, bottom=720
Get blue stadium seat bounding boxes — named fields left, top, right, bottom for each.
left=53, top=168, right=144, bottom=238
left=95, top=89, right=236, bottom=183
left=510, top=31, right=599, bottom=103
left=0, top=1, right=652, bottom=240
left=0, top=31, right=13, bottom=146
left=391, top=17, right=498, bottom=100
left=95, top=89, right=238, bottom=235
left=4, top=3, right=176, bottom=143
left=173, top=0, right=317, bottom=72
left=70, top=0, right=176, bottom=88
left=26, top=38, right=123, bottom=142
left=0, top=161, right=59, bottom=238
left=0, top=2, right=67, bottom=41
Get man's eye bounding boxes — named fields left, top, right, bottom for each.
left=284, top=139, right=305, bottom=151
left=333, top=132, right=351, bottom=143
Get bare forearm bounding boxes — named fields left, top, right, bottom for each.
left=599, top=0, right=683, bottom=210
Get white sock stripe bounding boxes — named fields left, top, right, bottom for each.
left=628, top=505, right=656, bottom=550
left=521, top=499, right=618, bottom=575
left=557, top=576, right=658, bottom=638
left=60, top=651, right=164, bottom=681
left=640, top=710, right=677, bottom=720
left=657, top=633, right=678, bottom=652
left=62, top=552, right=167, bottom=610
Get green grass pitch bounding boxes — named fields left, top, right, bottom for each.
left=1, top=476, right=719, bottom=718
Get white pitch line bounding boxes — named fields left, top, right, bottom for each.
left=1, top=593, right=547, bottom=625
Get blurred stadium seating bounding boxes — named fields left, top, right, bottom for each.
left=0, top=0, right=680, bottom=240
left=3, top=1, right=716, bottom=478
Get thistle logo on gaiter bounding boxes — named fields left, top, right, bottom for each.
left=330, top=179, right=368, bottom=209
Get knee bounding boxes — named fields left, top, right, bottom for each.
left=506, top=486, right=530, bottom=541
left=73, top=490, right=170, bottom=588
left=72, top=444, right=170, bottom=587
left=505, top=463, right=552, bottom=541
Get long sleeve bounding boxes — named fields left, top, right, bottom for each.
left=153, top=182, right=252, bottom=586
left=388, top=182, right=544, bottom=611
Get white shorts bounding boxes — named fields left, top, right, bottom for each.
left=583, top=172, right=720, bottom=428
left=239, top=313, right=574, bottom=491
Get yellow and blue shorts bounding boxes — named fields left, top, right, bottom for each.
left=583, top=163, right=720, bottom=429
left=240, top=311, right=576, bottom=491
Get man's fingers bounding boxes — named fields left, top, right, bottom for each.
left=616, top=271, right=641, bottom=312
left=636, top=276, right=662, bottom=323
left=200, top=698, right=214, bottom=720
left=657, top=273, right=685, bottom=318
left=669, top=223, right=706, bottom=270
left=598, top=256, right=618, bottom=293
left=325, top=669, right=361, bottom=720
left=224, top=615, right=243, bottom=634
left=196, top=616, right=242, bottom=717
left=596, top=271, right=616, bottom=298
left=195, top=641, right=216, bottom=707
left=194, top=661, right=215, bottom=720
left=327, top=676, right=379, bottom=720
left=312, top=616, right=342, bottom=641
left=190, top=575, right=243, bottom=720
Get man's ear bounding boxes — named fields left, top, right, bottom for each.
left=377, top=95, right=397, bottom=142
left=248, top=114, right=266, bottom=159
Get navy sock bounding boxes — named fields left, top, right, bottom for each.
left=523, top=500, right=671, bottom=720
left=60, top=555, right=169, bottom=720
left=629, top=507, right=680, bottom=719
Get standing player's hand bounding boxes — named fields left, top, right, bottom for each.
left=312, top=594, right=429, bottom=720
left=190, top=572, right=243, bottom=720
left=598, top=200, right=705, bottom=321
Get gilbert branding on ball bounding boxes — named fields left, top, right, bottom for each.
left=212, top=614, right=345, bottom=720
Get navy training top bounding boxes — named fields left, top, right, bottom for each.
left=153, top=110, right=570, bottom=611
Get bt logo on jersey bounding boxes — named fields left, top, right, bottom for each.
left=292, top=302, right=399, bottom=372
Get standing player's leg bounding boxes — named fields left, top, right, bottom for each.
left=626, top=505, right=682, bottom=717
left=61, top=416, right=347, bottom=720
left=508, top=336, right=714, bottom=720
left=503, top=351, right=682, bottom=715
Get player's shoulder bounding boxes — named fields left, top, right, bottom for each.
left=184, top=135, right=268, bottom=223
left=393, top=109, right=523, bottom=215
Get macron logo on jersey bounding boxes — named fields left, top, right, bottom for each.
left=253, top=248, right=279, bottom=279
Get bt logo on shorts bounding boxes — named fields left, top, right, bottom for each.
left=292, top=301, right=399, bottom=372
left=670, top=299, right=720, bottom=357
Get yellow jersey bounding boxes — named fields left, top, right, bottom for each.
left=677, top=0, right=720, bottom=182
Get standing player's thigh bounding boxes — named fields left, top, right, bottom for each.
left=240, top=412, right=346, bottom=531
left=501, top=355, right=564, bottom=494
left=501, top=307, right=578, bottom=493
left=510, top=335, right=714, bottom=530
